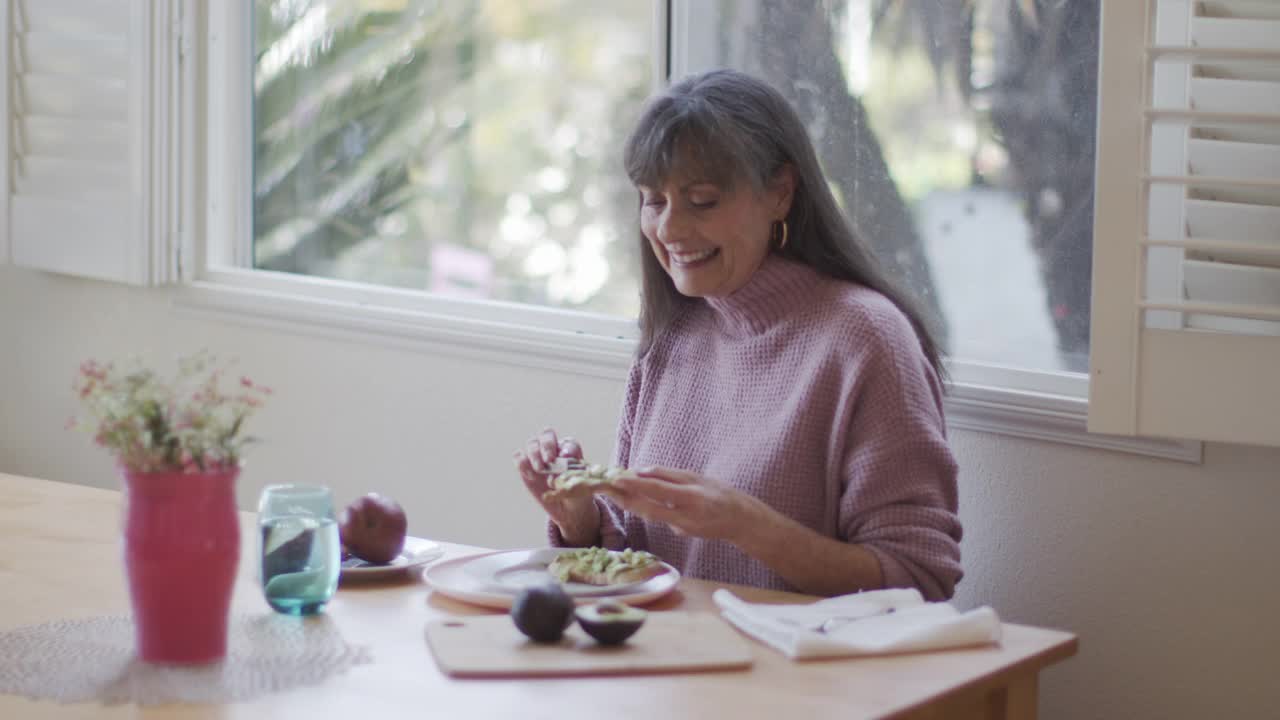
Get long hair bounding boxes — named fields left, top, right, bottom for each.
left=622, top=69, right=946, bottom=380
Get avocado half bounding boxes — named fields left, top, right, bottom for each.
left=511, top=583, right=575, bottom=643
left=575, top=600, right=647, bottom=645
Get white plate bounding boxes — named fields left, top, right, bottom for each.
left=340, top=536, right=444, bottom=580
left=425, top=548, right=681, bottom=609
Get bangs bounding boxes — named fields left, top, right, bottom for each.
left=623, top=96, right=750, bottom=191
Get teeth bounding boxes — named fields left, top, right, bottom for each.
left=670, top=248, right=716, bottom=265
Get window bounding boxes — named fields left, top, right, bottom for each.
left=248, top=1, right=1098, bottom=379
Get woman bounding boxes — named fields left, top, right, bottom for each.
left=515, top=69, right=961, bottom=601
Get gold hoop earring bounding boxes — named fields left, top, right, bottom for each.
left=773, top=220, right=789, bottom=250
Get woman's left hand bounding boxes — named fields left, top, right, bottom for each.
left=607, top=467, right=762, bottom=542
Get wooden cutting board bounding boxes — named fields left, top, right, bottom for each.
left=425, top=611, right=755, bottom=678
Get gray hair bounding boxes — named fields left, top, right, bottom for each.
left=622, top=69, right=945, bottom=380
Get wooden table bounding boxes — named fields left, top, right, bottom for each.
left=0, top=473, right=1076, bottom=719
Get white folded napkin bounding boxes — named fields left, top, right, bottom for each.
left=712, top=588, right=1002, bottom=660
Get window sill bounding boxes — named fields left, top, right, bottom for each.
left=944, top=381, right=1201, bottom=463
left=175, top=269, right=636, bottom=379
left=172, top=272, right=1203, bottom=464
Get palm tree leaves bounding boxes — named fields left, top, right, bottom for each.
left=251, top=0, right=651, bottom=313
left=254, top=1, right=477, bottom=270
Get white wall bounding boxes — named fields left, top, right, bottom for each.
left=2, top=263, right=1278, bottom=719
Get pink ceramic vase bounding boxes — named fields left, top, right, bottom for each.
left=122, top=466, right=241, bottom=664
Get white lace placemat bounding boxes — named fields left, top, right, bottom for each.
left=0, top=613, right=372, bottom=705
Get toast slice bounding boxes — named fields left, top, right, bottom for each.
left=547, top=547, right=668, bottom=586
left=540, top=463, right=638, bottom=503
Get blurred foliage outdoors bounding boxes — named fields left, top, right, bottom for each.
left=254, top=0, right=651, bottom=317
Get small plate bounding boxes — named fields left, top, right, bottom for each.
left=340, top=536, right=444, bottom=580
left=425, top=548, right=681, bottom=609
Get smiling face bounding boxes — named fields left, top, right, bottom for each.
left=638, top=166, right=793, bottom=298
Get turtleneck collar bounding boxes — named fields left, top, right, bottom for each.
left=701, top=253, right=822, bottom=336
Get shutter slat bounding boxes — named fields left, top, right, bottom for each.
left=1182, top=261, right=1280, bottom=311
left=20, top=116, right=129, bottom=164
left=1193, top=123, right=1280, bottom=146
left=20, top=0, right=129, bottom=37
left=1141, top=298, right=1280, bottom=323
left=1190, top=18, right=1280, bottom=51
left=1195, top=0, right=1280, bottom=22
left=1186, top=198, right=1280, bottom=245
left=1195, top=60, right=1280, bottom=83
left=1143, top=236, right=1280, bottom=257
left=1186, top=314, right=1280, bottom=335
left=14, top=156, right=130, bottom=196
left=18, top=31, right=129, bottom=77
left=16, top=74, right=127, bottom=121
left=1141, top=236, right=1280, bottom=273
left=1147, top=176, right=1279, bottom=209
left=1171, top=198, right=1280, bottom=268
left=1181, top=260, right=1280, bottom=335
left=1186, top=77, right=1280, bottom=115
left=1187, top=138, right=1280, bottom=182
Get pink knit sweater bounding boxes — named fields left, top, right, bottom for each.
left=551, top=255, right=962, bottom=600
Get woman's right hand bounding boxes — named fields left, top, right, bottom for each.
left=514, top=427, right=600, bottom=545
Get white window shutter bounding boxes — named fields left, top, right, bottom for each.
left=0, top=0, right=181, bottom=285
left=1091, top=0, right=1280, bottom=447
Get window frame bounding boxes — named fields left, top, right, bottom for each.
left=175, top=0, right=1201, bottom=463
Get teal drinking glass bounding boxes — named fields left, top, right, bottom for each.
left=257, top=484, right=341, bottom=615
